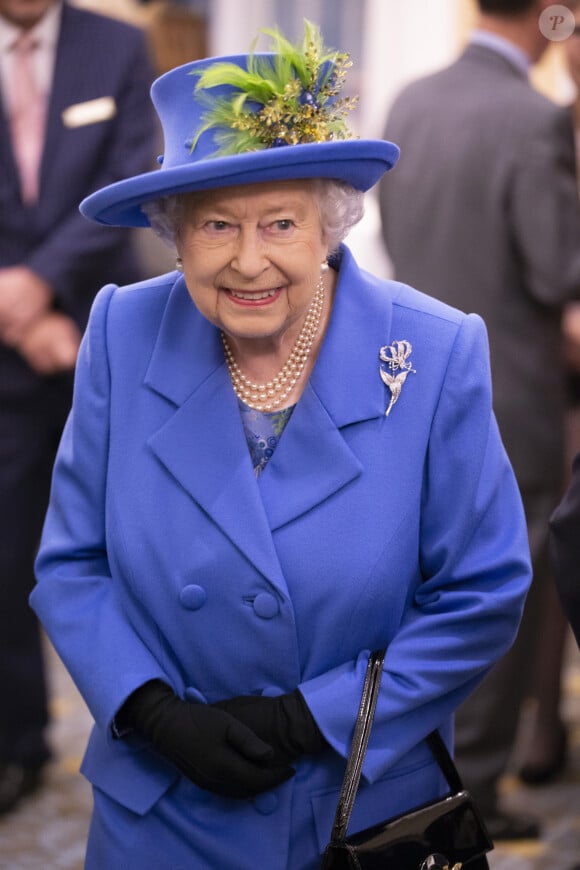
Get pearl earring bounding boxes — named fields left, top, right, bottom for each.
left=176, top=257, right=183, bottom=271
left=321, top=260, right=329, bottom=273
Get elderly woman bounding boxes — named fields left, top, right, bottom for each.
left=31, top=22, right=531, bottom=870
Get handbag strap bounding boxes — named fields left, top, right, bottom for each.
left=329, top=650, right=465, bottom=844
left=330, top=650, right=384, bottom=841
left=426, top=729, right=464, bottom=794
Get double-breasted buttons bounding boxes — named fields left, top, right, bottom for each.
left=262, top=685, right=284, bottom=697
left=179, top=586, right=280, bottom=619
left=253, top=792, right=278, bottom=814
left=252, top=592, right=279, bottom=619
left=179, top=584, right=207, bottom=610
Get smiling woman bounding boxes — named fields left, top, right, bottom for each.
left=165, top=181, right=333, bottom=405
left=144, top=177, right=364, bottom=408
left=30, top=18, right=533, bottom=870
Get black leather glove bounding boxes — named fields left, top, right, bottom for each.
left=117, top=680, right=295, bottom=798
left=213, top=689, right=327, bottom=765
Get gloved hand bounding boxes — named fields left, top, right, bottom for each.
left=213, top=689, right=327, bottom=765
left=117, top=680, right=295, bottom=798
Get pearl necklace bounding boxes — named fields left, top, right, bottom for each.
left=221, top=277, right=325, bottom=411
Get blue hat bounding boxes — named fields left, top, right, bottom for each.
left=81, top=23, right=400, bottom=228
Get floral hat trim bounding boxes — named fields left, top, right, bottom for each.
left=189, top=19, right=359, bottom=156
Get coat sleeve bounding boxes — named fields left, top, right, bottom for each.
left=31, top=284, right=169, bottom=731
left=300, top=313, right=532, bottom=782
left=550, top=451, right=580, bottom=647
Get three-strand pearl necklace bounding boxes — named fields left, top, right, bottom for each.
left=221, top=277, right=325, bottom=412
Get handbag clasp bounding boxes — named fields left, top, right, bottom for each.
left=420, top=855, right=462, bottom=870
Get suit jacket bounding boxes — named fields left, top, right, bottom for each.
left=0, top=2, right=157, bottom=397
left=550, top=451, right=580, bottom=646
left=379, top=43, right=580, bottom=488
left=31, top=245, right=531, bottom=867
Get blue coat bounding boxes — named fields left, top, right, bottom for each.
left=31, top=245, right=531, bottom=869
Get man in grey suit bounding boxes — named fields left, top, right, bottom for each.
left=379, top=0, right=580, bottom=842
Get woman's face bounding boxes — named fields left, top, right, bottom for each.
left=176, top=180, right=329, bottom=349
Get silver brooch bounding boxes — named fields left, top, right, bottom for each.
left=379, top=340, right=416, bottom=416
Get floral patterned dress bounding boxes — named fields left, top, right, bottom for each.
left=238, top=399, right=295, bottom=476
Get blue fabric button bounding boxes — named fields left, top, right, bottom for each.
left=253, top=792, right=278, bottom=814
left=253, top=592, right=279, bottom=619
left=179, top=585, right=207, bottom=610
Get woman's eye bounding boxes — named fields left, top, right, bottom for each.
left=274, top=219, right=293, bottom=231
left=208, top=220, right=230, bottom=231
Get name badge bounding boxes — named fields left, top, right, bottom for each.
left=61, top=96, right=117, bottom=128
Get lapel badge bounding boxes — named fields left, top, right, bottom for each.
left=379, top=340, right=416, bottom=417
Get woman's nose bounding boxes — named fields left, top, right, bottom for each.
left=231, top=228, right=268, bottom=277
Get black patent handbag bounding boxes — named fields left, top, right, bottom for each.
left=321, top=651, right=493, bottom=870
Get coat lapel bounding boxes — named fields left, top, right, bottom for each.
left=145, top=276, right=288, bottom=590
left=0, top=104, right=20, bottom=200
left=40, top=4, right=80, bottom=200
left=258, top=247, right=394, bottom=529
left=144, top=250, right=396, bottom=581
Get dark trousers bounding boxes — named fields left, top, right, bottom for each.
left=453, top=484, right=560, bottom=814
left=0, top=377, right=72, bottom=766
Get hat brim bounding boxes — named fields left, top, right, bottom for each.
left=80, top=139, right=400, bottom=227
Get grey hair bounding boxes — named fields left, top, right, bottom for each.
left=142, top=196, right=182, bottom=248
left=312, top=178, right=365, bottom=253
left=141, top=178, right=364, bottom=254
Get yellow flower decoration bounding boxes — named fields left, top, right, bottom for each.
left=189, top=19, right=358, bottom=156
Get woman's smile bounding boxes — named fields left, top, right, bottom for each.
left=176, top=180, right=330, bottom=351
left=225, top=287, right=283, bottom=306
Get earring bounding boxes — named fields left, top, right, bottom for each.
left=321, top=260, right=329, bottom=273
left=176, top=256, right=183, bottom=271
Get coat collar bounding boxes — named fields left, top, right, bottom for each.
left=310, top=245, right=393, bottom=426
left=460, top=41, right=530, bottom=81
left=145, top=248, right=395, bottom=583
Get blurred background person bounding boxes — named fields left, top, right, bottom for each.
left=0, top=0, right=157, bottom=815
left=378, top=0, right=580, bottom=842
left=562, top=1, right=580, bottom=458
